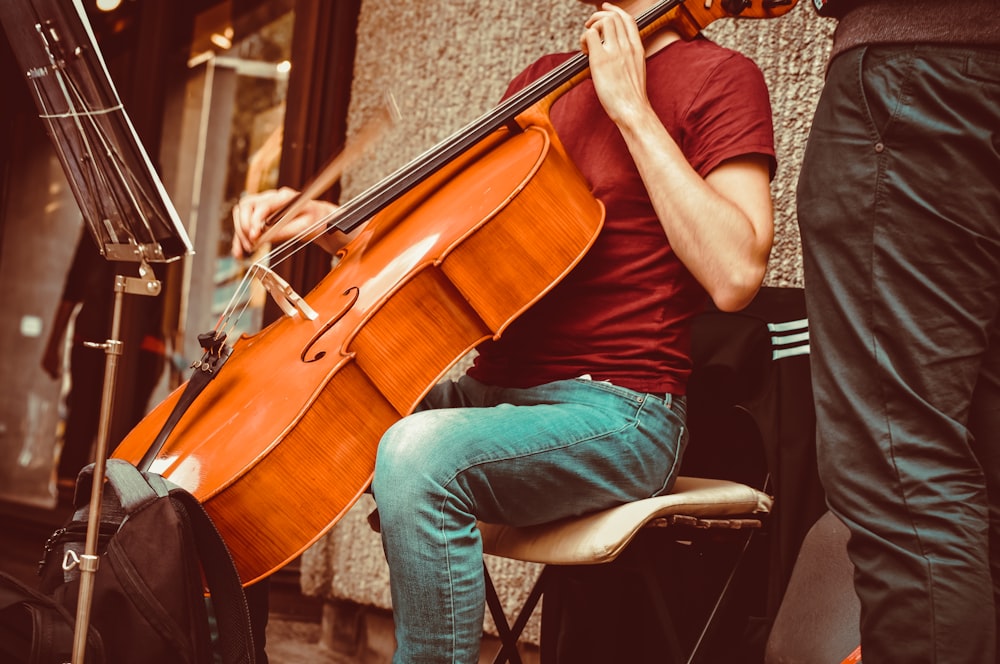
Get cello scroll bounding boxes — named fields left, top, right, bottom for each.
left=645, top=0, right=799, bottom=40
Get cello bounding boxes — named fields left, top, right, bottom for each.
left=113, top=0, right=799, bottom=586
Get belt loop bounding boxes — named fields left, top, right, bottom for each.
left=663, top=393, right=673, bottom=409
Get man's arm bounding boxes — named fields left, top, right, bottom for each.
left=624, top=130, right=774, bottom=312
left=582, top=3, right=774, bottom=312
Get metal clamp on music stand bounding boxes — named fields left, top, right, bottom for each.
left=0, top=2, right=193, bottom=662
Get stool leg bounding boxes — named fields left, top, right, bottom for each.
left=684, top=528, right=759, bottom=664
left=538, top=567, right=561, bottom=664
left=635, top=549, right=687, bottom=663
left=484, top=562, right=524, bottom=664
left=499, top=567, right=548, bottom=661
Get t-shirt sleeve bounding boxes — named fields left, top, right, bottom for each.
left=682, top=52, right=777, bottom=180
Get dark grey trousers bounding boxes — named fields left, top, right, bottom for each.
left=798, top=43, right=1000, bottom=663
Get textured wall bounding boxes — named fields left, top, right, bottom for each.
left=300, top=0, right=836, bottom=644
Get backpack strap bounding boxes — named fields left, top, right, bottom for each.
left=99, top=459, right=161, bottom=513
left=70, top=459, right=160, bottom=532
left=147, top=475, right=257, bottom=664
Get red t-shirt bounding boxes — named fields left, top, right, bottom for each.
left=468, top=36, right=776, bottom=395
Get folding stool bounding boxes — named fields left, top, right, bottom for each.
left=478, top=476, right=773, bottom=663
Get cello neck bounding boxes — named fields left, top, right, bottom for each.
left=326, top=0, right=793, bottom=236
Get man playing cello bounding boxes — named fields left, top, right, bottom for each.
left=233, top=2, right=776, bottom=661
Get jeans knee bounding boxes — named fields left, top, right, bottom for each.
left=373, top=414, right=455, bottom=516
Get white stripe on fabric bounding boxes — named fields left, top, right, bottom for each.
left=773, top=344, right=810, bottom=360
left=771, top=331, right=810, bottom=346
left=767, top=318, right=808, bottom=333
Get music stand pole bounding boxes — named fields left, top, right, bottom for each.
left=71, top=263, right=160, bottom=664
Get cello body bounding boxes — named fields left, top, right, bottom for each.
left=113, top=121, right=605, bottom=585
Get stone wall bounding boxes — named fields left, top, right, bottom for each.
left=299, top=0, right=836, bottom=649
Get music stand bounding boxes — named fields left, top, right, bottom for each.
left=0, top=1, right=192, bottom=662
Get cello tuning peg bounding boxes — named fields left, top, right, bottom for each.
left=722, top=0, right=752, bottom=14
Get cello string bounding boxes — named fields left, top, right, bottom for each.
left=255, top=93, right=399, bottom=251
left=313, top=49, right=594, bottom=240
left=215, top=217, right=330, bottom=340
left=214, top=261, right=277, bottom=342
left=213, top=1, right=649, bottom=334
left=215, top=0, right=677, bottom=333
left=214, top=0, right=757, bottom=343
left=217, top=48, right=585, bottom=333
left=314, top=0, right=685, bottom=240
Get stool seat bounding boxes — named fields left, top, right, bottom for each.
left=479, top=476, right=773, bottom=566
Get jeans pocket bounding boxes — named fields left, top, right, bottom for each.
left=641, top=397, right=688, bottom=497
left=655, top=422, right=688, bottom=496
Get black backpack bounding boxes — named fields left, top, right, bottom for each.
left=1, top=459, right=256, bottom=664
left=0, top=570, right=105, bottom=664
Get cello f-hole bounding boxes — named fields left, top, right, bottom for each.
left=301, top=286, right=360, bottom=363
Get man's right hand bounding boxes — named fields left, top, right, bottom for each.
left=231, top=186, right=339, bottom=258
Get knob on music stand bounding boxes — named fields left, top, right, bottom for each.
left=0, top=2, right=192, bottom=662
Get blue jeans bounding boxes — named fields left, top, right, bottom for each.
left=798, top=44, right=1000, bottom=663
left=371, top=375, right=687, bottom=663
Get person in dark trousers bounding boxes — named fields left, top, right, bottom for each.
left=234, top=1, right=776, bottom=661
left=797, top=2, right=1000, bottom=661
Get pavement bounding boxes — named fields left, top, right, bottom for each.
left=266, top=618, right=342, bottom=664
